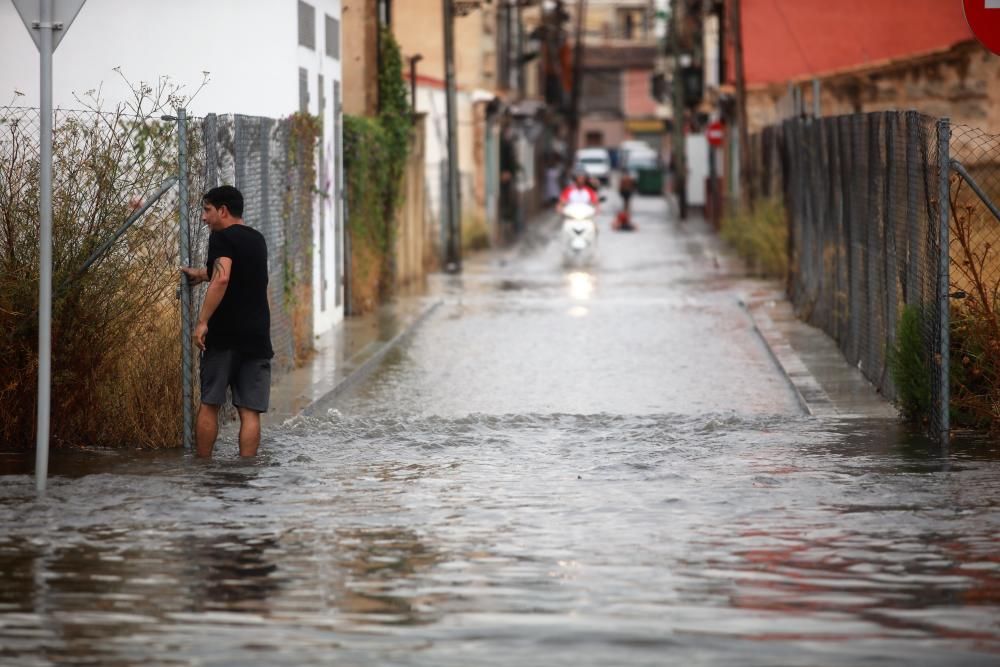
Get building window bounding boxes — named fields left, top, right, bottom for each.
left=378, top=0, right=392, bottom=27
left=617, top=8, right=648, bottom=40
left=325, top=15, right=340, bottom=59
left=299, top=67, right=309, bottom=112
left=298, top=1, right=316, bottom=49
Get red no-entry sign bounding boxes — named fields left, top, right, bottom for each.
left=964, top=0, right=1000, bottom=55
left=707, top=120, right=724, bottom=147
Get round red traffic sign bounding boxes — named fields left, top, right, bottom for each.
left=707, top=120, right=724, bottom=147
left=964, top=0, right=1000, bottom=55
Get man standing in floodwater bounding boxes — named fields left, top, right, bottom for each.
left=181, top=185, right=273, bottom=457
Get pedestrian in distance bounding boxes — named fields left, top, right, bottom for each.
left=614, top=172, right=637, bottom=231
left=181, top=185, right=273, bottom=458
left=544, top=153, right=563, bottom=207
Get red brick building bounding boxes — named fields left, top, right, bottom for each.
left=578, top=45, right=663, bottom=152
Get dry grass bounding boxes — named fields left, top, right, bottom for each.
left=949, top=167, right=1000, bottom=430
left=720, top=196, right=789, bottom=279
left=462, top=211, right=491, bottom=252
left=0, top=104, right=186, bottom=450
left=950, top=163, right=1000, bottom=311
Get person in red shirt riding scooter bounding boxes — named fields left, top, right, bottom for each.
left=557, top=170, right=599, bottom=213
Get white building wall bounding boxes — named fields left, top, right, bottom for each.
left=0, top=0, right=344, bottom=335
left=298, top=1, right=344, bottom=336
left=416, top=83, right=474, bottom=236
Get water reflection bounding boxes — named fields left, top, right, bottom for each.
left=567, top=271, right=595, bottom=301
left=332, top=526, right=443, bottom=625
left=185, top=533, right=282, bottom=612
left=1, top=415, right=998, bottom=664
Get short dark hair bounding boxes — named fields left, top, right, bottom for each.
left=203, top=185, right=244, bottom=218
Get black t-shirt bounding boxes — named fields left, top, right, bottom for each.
left=205, top=224, right=273, bottom=359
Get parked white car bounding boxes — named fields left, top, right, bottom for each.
left=574, top=147, right=612, bottom=185
left=619, top=140, right=656, bottom=168
left=623, top=147, right=660, bottom=180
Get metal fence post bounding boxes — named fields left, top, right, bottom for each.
left=847, top=115, right=862, bottom=366
left=937, top=117, right=951, bottom=447
left=177, top=109, right=193, bottom=451
left=204, top=114, right=218, bottom=189
left=905, top=112, right=920, bottom=306
left=884, top=113, right=898, bottom=392
left=865, top=114, right=880, bottom=380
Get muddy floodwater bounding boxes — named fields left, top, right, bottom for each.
left=2, top=198, right=998, bottom=666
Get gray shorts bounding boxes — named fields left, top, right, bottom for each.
left=199, top=348, right=271, bottom=413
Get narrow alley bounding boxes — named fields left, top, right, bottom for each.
left=1, top=194, right=997, bottom=666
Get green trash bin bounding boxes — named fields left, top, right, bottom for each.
left=636, top=166, right=664, bottom=195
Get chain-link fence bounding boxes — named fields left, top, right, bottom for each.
left=749, top=111, right=950, bottom=440
left=948, top=126, right=1000, bottom=430
left=197, top=114, right=314, bottom=376
left=0, top=106, right=316, bottom=450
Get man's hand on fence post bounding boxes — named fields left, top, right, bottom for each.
left=181, top=266, right=207, bottom=285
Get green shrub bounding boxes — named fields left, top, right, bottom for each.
left=721, top=196, right=788, bottom=278
left=889, top=305, right=932, bottom=422
left=342, top=28, right=411, bottom=313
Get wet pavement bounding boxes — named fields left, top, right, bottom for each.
left=2, top=195, right=999, bottom=666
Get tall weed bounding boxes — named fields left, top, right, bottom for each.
left=720, top=196, right=788, bottom=278
left=949, top=177, right=1000, bottom=430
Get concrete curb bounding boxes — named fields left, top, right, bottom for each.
left=299, top=300, right=442, bottom=416
left=742, top=299, right=838, bottom=418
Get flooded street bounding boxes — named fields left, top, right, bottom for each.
left=2, top=197, right=999, bottom=666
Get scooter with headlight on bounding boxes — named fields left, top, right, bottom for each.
left=560, top=201, right=598, bottom=267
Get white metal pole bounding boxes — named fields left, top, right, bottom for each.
left=35, top=0, right=54, bottom=493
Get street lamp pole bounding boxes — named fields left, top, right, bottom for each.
left=732, top=0, right=752, bottom=211
left=669, top=0, right=687, bottom=221
left=442, top=0, right=462, bottom=272
left=568, top=0, right=586, bottom=162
